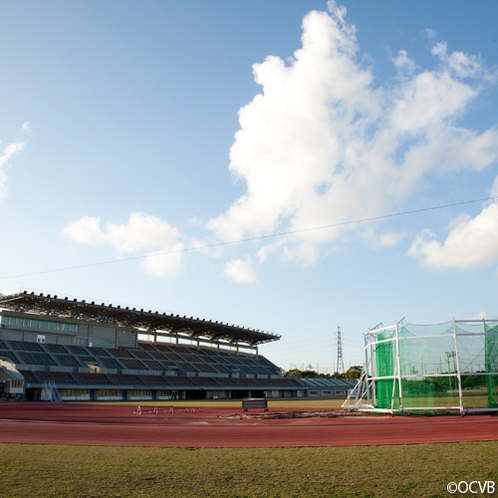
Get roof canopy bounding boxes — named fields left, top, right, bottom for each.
left=0, top=291, right=281, bottom=346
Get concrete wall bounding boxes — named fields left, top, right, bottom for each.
left=0, top=311, right=138, bottom=349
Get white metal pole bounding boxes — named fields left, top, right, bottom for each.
left=369, top=334, right=374, bottom=406
left=394, top=319, right=404, bottom=411
left=453, top=318, right=464, bottom=414
left=368, top=331, right=376, bottom=407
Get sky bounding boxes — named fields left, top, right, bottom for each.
left=0, top=0, right=497, bottom=372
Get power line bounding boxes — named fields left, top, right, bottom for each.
left=1, top=195, right=495, bottom=280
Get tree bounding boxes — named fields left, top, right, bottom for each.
left=284, top=368, right=318, bottom=378
left=343, top=365, right=362, bottom=380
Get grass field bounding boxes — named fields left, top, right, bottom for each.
left=1, top=440, right=497, bottom=497
left=102, top=398, right=346, bottom=409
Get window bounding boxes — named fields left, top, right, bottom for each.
left=1, top=316, right=77, bottom=333
left=129, top=390, right=152, bottom=397
left=98, top=389, right=123, bottom=397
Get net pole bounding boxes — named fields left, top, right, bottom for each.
left=367, top=332, right=375, bottom=406
left=453, top=318, right=464, bottom=414
left=363, top=333, right=370, bottom=406
left=390, top=346, right=397, bottom=413
left=394, top=319, right=404, bottom=412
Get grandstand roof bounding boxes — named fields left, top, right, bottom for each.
left=0, top=291, right=281, bottom=346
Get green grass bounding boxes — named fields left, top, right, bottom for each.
left=92, top=398, right=346, bottom=409
left=1, top=441, right=496, bottom=497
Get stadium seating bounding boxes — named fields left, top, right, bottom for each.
left=1, top=338, right=301, bottom=398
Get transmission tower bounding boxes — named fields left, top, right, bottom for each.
left=336, top=326, right=345, bottom=374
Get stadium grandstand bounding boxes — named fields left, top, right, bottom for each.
left=0, top=291, right=353, bottom=402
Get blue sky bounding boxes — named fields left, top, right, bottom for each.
left=1, top=1, right=497, bottom=371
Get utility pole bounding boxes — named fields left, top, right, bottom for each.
left=336, top=326, right=345, bottom=374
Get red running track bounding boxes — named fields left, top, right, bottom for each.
left=0, top=403, right=497, bottom=447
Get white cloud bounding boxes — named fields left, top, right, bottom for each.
left=104, top=213, right=180, bottom=254
left=140, top=247, right=183, bottom=278
left=424, top=28, right=438, bottom=41
left=408, top=196, right=498, bottom=269
left=62, top=212, right=184, bottom=277
left=469, top=311, right=488, bottom=320
left=393, top=50, right=416, bottom=77
left=223, top=257, right=257, bottom=283
left=207, top=2, right=498, bottom=267
left=0, top=123, right=30, bottom=198
left=431, top=42, right=494, bottom=80
left=378, top=231, right=407, bottom=248
left=61, top=216, right=105, bottom=245
left=256, top=239, right=285, bottom=263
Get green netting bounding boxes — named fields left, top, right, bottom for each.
left=485, top=323, right=498, bottom=408
left=400, top=379, right=436, bottom=408
left=374, top=332, right=396, bottom=409
left=364, top=320, right=498, bottom=412
left=398, top=327, right=455, bottom=377
left=460, top=374, right=489, bottom=409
